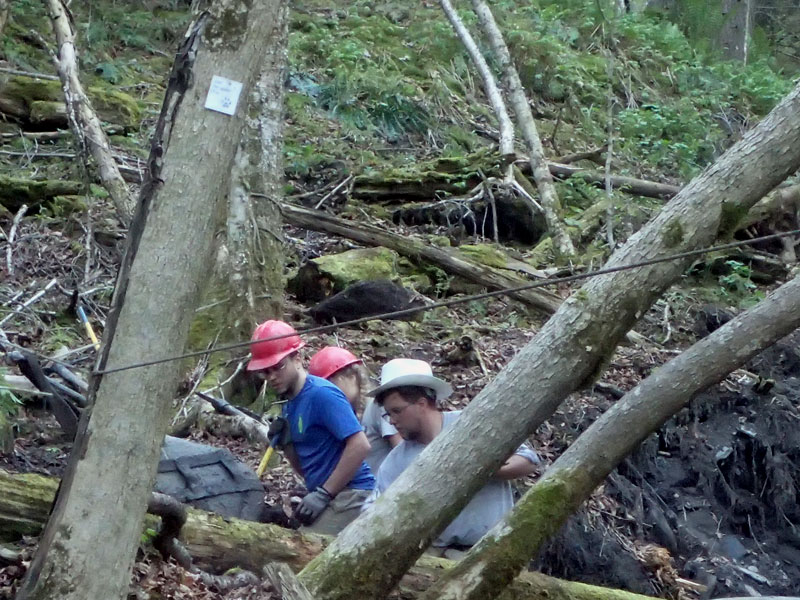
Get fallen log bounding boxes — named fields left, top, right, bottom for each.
left=350, top=152, right=681, bottom=202
left=279, top=202, right=563, bottom=314
left=0, top=74, right=140, bottom=129
left=544, top=162, right=681, bottom=199
left=0, top=469, right=663, bottom=600
left=0, top=176, right=83, bottom=210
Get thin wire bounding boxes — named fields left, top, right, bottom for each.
left=92, top=228, right=800, bottom=376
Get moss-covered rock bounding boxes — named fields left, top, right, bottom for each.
left=290, top=247, right=436, bottom=303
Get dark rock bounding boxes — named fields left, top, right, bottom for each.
left=692, top=304, right=735, bottom=338
left=717, top=534, right=749, bottom=561
left=309, top=279, right=426, bottom=324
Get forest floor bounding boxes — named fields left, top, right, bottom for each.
left=2, top=215, right=799, bottom=600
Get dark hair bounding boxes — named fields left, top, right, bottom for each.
left=375, top=385, right=436, bottom=406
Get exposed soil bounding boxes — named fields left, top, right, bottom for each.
left=536, top=331, right=800, bottom=597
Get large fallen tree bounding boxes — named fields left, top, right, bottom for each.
left=297, top=82, right=800, bottom=600
left=0, top=469, right=665, bottom=600
left=280, top=202, right=563, bottom=314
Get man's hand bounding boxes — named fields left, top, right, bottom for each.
left=268, top=416, right=289, bottom=449
left=294, top=486, right=333, bottom=525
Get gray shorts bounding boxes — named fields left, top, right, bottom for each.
left=300, top=488, right=372, bottom=536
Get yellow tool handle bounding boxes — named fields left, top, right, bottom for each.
left=256, top=445, right=274, bottom=477
left=84, top=321, right=101, bottom=351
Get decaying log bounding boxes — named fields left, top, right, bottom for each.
left=0, top=176, right=83, bottom=211
left=280, top=202, right=563, bottom=314
left=0, top=74, right=139, bottom=129
left=351, top=154, right=681, bottom=203
left=0, top=470, right=664, bottom=600
left=44, top=0, right=135, bottom=226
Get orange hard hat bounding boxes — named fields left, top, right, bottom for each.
left=247, top=320, right=305, bottom=371
left=308, top=346, right=362, bottom=380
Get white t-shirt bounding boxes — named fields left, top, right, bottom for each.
left=361, top=399, right=398, bottom=473
left=365, top=410, right=539, bottom=547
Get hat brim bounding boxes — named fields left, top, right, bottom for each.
left=367, top=373, right=452, bottom=401
left=246, top=345, right=303, bottom=372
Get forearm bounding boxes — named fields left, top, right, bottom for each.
left=322, top=431, right=370, bottom=495
left=495, top=454, right=536, bottom=480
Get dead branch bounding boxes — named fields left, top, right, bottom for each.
left=438, top=0, right=514, bottom=166
left=471, top=0, right=575, bottom=256
left=43, top=0, right=134, bottom=226
left=6, top=204, right=27, bottom=279
left=554, top=145, right=607, bottom=165
left=264, top=563, right=316, bottom=600
left=546, top=161, right=681, bottom=198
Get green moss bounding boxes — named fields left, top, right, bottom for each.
left=717, top=201, right=751, bottom=239
left=459, top=244, right=508, bottom=269
left=313, top=247, right=399, bottom=286
left=662, top=218, right=684, bottom=248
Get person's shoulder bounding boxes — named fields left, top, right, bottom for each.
left=305, top=375, right=347, bottom=400
left=442, top=410, right=462, bottom=426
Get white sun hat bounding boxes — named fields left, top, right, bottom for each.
left=367, top=358, right=452, bottom=401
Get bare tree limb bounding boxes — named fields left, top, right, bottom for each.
left=43, top=0, right=135, bottom=226
left=470, top=0, right=575, bottom=257
left=438, top=0, right=514, bottom=166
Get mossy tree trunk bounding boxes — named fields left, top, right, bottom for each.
left=422, top=271, right=800, bottom=600
left=0, top=470, right=663, bottom=600
left=199, top=0, right=288, bottom=349
left=0, top=0, right=9, bottom=39
left=298, top=81, right=800, bottom=600
left=470, top=0, right=575, bottom=258
left=16, top=2, right=286, bottom=599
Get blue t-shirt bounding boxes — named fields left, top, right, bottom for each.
left=284, top=375, right=374, bottom=491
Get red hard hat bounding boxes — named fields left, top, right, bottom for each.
left=308, top=346, right=362, bottom=380
left=247, top=320, right=305, bottom=371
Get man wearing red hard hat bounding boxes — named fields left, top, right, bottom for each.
left=309, top=346, right=402, bottom=473
left=247, top=320, right=374, bottom=534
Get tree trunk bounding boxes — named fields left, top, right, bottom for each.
left=438, top=0, right=514, bottom=161
left=719, top=0, right=753, bottom=62
left=16, top=2, right=285, bottom=599
left=0, top=0, right=9, bottom=39
left=423, top=271, right=800, bottom=600
left=198, top=0, right=288, bottom=347
left=298, top=81, right=800, bottom=600
left=0, top=470, right=663, bottom=600
left=43, top=0, right=135, bottom=226
left=470, top=0, right=575, bottom=257
left=280, top=202, right=563, bottom=314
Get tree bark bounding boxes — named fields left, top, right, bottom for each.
left=200, top=0, right=288, bottom=345
left=0, top=0, right=9, bottom=39
left=719, top=0, right=753, bottom=62
left=471, top=0, right=575, bottom=257
left=280, top=202, right=563, bottom=314
left=298, top=81, right=800, bottom=600
left=423, top=271, right=800, bottom=600
left=43, top=0, right=135, bottom=226
left=0, top=470, right=662, bottom=600
left=438, top=0, right=514, bottom=161
left=17, top=2, right=285, bottom=599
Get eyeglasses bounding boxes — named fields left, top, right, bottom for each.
left=382, top=403, right=414, bottom=420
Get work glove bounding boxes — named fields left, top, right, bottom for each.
left=294, top=486, right=334, bottom=525
left=268, top=416, right=290, bottom=449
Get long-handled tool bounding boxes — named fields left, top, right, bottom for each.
left=77, top=305, right=100, bottom=351
left=256, top=443, right=274, bottom=477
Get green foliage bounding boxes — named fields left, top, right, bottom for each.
left=0, top=369, right=23, bottom=418
left=718, top=260, right=757, bottom=296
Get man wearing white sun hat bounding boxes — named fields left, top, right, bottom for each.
left=364, top=358, right=539, bottom=557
